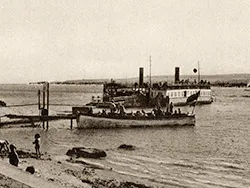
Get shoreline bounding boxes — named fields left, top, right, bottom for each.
left=0, top=149, right=155, bottom=188
left=0, top=173, right=32, bottom=188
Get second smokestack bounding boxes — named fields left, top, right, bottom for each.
left=139, top=67, right=144, bottom=87
left=175, top=67, right=180, bottom=84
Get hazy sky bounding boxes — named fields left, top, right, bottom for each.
left=0, top=0, right=249, bottom=83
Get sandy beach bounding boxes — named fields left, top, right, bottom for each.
left=0, top=140, right=154, bottom=188
left=0, top=173, right=32, bottom=188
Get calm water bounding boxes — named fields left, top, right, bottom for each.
left=0, top=84, right=250, bottom=188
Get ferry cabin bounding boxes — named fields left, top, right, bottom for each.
left=151, top=85, right=213, bottom=106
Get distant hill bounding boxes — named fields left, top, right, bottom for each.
left=51, top=79, right=109, bottom=85
left=52, top=74, right=250, bottom=86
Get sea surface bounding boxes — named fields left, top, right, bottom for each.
left=0, top=84, right=250, bottom=188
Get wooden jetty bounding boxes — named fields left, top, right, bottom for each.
left=1, top=114, right=76, bottom=129
left=0, top=82, right=80, bottom=130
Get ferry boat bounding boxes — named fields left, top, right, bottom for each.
left=87, top=67, right=213, bottom=107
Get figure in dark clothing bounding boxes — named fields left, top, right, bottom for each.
left=178, top=108, right=181, bottom=114
left=0, top=140, right=9, bottom=153
left=119, top=104, right=126, bottom=116
left=9, top=144, right=19, bottom=167
left=170, top=102, right=174, bottom=113
left=110, top=101, right=116, bottom=114
left=33, top=134, right=41, bottom=159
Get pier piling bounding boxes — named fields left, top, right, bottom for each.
left=70, top=118, right=73, bottom=129
left=46, top=82, right=49, bottom=130
left=42, top=84, right=46, bottom=129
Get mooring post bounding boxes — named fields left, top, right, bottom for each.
left=46, top=82, right=49, bottom=130
left=42, top=83, right=46, bottom=129
left=70, top=118, right=73, bottom=130
left=38, top=90, right=41, bottom=110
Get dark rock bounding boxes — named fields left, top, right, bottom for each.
left=82, top=179, right=93, bottom=184
left=57, top=161, right=62, bottom=164
left=16, top=150, right=37, bottom=158
left=0, top=100, right=6, bottom=107
left=118, top=144, right=136, bottom=151
left=25, top=166, right=35, bottom=174
left=48, top=178, right=54, bottom=181
left=66, top=147, right=106, bottom=159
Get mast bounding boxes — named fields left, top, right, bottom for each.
left=198, top=61, right=200, bottom=83
left=149, top=55, right=152, bottom=88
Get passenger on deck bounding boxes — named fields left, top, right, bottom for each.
left=110, top=101, right=116, bottom=114
left=0, top=140, right=9, bottom=153
left=141, top=110, right=148, bottom=117
left=116, top=103, right=121, bottom=114
left=135, top=111, right=143, bottom=117
left=119, top=104, right=126, bottom=116
left=151, top=110, right=156, bottom=117
left=131, top=111, right=135, bottom=117
left=170, top=102, right=174, bottom=114
left=152, top=107, right=157, bottom=116
left=101, top=109, right=107, bottom=116
left=157, top=107, right=163, bottom=116
left=8, top=144, right=19, bottom=167
left=178, top=108, right=181, bottom=114
left=88, top=107, right=93, bottom=115
left=96, top=111, right=101, bottom=116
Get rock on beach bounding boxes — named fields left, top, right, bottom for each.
left=66, top=147, right=107, bottom=159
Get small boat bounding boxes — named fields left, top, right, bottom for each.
left=245, top=81, right=250, bottom=91
left=74, top=107, right=195, bottom=129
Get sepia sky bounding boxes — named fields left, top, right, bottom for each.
left=0, top=0, right=250, bottom=83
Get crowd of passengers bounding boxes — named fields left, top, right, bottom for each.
left=152, top=79, right=210, bottom=90
left=89, top=101, right=184, bottom=118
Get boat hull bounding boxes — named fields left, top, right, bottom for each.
left=77, top=114, right=195, bottom=129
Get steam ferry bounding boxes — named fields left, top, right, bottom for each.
left=87, top=67, right=213, bottom=107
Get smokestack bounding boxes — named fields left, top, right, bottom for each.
left=139, top=67, right=144, bottom=87
left=175, top=67, right=180, bottom=84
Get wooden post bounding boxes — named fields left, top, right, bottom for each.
left=42, top=83, right=46, bottom=129
left=46, top=82, right=49, bottom=130
left=70, top=118, right=73, bottom=129
left=38, top=90, right=41, bottom=110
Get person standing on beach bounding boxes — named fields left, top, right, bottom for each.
left=0, top=140, right=9, bottom=153
left=8, top=144, right=19, bottom=167
left=33, top=134, right=41, bottom=159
